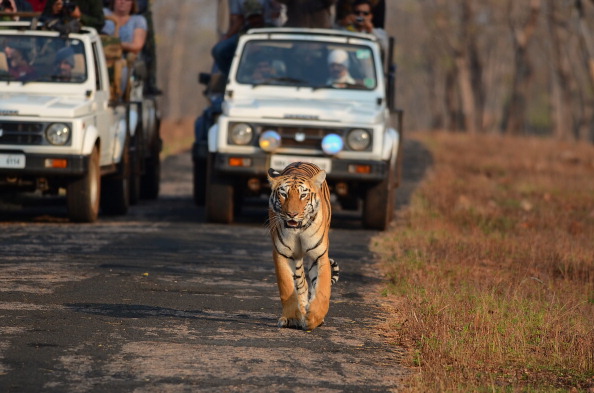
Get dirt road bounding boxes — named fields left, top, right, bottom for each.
left=0, top=140, right=430, bottom=392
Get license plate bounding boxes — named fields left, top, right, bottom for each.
left=0, top=154, right=25, bottom=169
left=270, top=155, right=331, bottom=173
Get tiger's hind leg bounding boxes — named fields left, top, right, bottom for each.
left=273, top=251, right=308, bottom=328
left=304, top=255, right=332, bottom=330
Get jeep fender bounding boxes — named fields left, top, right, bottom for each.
left=382, top=127, right=400, bottom=162
left=128, top=105, right=139, bottom=138
left=207, top=123, right=219, bottom=153
left=82, top=124, right=99, bottom=156
left=112, top=116, right=129, bottom=163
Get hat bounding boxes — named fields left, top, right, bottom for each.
left=243, top=0, right=263, bottom=18
left=327, top=49, right=349, bottom=68
left=55, top=47, right=75, bottom=67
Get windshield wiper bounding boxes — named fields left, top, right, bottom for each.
left=251, top=76, right=311, bottom=88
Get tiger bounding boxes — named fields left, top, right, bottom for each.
left=267, top=162, right=339, bottom=331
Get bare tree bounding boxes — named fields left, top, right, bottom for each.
left=575, top=0, right=594, bottom=141
left=422, top=0, right=484, bottom=133
left=546, top=0, right=574, bottom=140
left=502, top=0, right=541, bottom=135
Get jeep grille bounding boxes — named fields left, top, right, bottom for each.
left=276, top=126, right=331, bottom=149
left=0, top=121, right=46, bottom=146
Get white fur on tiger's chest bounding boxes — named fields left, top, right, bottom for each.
left=275, top=215, right=327, bottom=260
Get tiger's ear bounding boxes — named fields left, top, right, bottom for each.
left=267, top=168, right=281, bottom=185
left=311, top=170, right=326, bottom=190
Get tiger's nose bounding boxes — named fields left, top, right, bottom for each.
left=287, top=212, right=298, bottom=218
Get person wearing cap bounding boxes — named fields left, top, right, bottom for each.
left=221, top=0, right=278, bottom=41
left=212, top=0, right=273, bottom=77
left=53, top=46, right=75, bottom=80
left=326, top=49, right=355, bottom=87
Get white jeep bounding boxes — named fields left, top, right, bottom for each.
left=0, top=19, right=161, bottom=222
left=193, top=28, right=402, bottom=230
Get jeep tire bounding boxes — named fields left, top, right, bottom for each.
left=363, top=159, right=395, bottom=230
left=205, top=154, right=233, bottom=223
left=101, top=137, right=131, bottom=215
left=67, top=146, right=101, bottom=223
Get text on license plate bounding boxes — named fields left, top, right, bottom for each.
left=270, top=155, right=331, bottom=173
left=0, top=154, right=26, bottom=169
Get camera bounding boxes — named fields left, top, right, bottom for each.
left=43, top=0, right=81, bottom=36
left=62, top=0, right=77, bottom=15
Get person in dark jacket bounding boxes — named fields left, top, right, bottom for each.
left=43, top=0, right=104, bottom=30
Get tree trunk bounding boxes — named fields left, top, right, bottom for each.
left=575, top=0, right=594, bottom=141
left=456, top=0, right=478, bottom=134
left=547, top=0, right=574, bottom=140
left=503, top=0, right=541, bottom=135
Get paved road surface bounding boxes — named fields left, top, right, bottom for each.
left=0, top=140, right=430, bottom=392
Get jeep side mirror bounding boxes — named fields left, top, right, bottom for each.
left=198, top=72, right=211, bottom=85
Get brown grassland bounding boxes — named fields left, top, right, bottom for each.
left=373, top=132, right=594, bottom=392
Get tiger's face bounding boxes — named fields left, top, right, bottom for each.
left=268, top=169, right=326, bottom=229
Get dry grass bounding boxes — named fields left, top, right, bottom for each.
left=373, top=131, right=594, bottom=392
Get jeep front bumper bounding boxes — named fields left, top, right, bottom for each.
left=210, top=152, right=389, bottom=182
left=0, top=151, right=89, bottom=177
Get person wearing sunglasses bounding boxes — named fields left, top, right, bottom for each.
left=342, top=0, right=387, bottom=55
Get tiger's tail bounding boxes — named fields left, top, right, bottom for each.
left=330, top=258, right=339, bottom=285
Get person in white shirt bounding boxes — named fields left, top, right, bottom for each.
left=326, top=49, right=355, bottom=87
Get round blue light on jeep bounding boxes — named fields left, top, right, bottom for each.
left=322, top=133, right=343, bottom=155
left=259, top=130, right=281, bottom=152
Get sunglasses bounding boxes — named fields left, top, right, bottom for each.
left=354, top=10, right=370, bottom=16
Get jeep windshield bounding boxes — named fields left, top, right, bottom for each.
left=235, top=40, right=377, bottom=90
left=0, top=35, right=86, bottom=83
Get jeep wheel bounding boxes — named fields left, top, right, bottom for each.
left=67, top=146, right=100, bottom=223
left=205, top=155, right=233, bottom=223
left=193, top=158, right=207, bottom=206
left=362, top=161, right=395, bottom=230
left=129, top=134, right=141, bottom=205
left=140, top=133, right=161, bottom=200
left=101, top=137, right=131, bottom=215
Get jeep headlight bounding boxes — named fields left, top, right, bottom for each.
left=346, top=129, right=371, bottom=151
left=45, top=123, right=71, bottom=145
left=259, top=130, right=281, bottom=152
left=321, top=133, right=343, bottom=155
left=229, top=123, right=254, bottom=145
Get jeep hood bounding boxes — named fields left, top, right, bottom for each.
left=0, top=93, right=93, bottom=118
left=225, top=97, right=382, bottom=124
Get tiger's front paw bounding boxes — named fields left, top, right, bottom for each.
left=278, top=316, right=306, bottom=329
left=303, top=313, right=325, bottom=331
